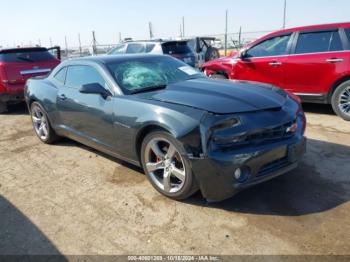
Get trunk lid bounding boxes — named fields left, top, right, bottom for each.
left=2, top=61, right=58, bottom=84
left=0, top=48, right=60, bottom=94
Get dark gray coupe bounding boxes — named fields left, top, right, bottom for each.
left=25, top=55, right=306, bottom=202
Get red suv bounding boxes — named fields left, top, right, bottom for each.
left=202, top=23, right=350, bottom=120
left=0, top=47, right=60, bottom=113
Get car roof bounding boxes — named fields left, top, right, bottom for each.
left=67, top=54, right=168, bottom=65
left=245, top=22, right=350, bottom=48
left=267, top=22, right=350, bottom=37
left=0, top=47, right=48, bottom=53
left=122, top=39, right=188, bottom=44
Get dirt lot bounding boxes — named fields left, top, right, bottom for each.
left=0, top=103, right=349, bottom=256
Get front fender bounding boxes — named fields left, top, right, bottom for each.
left=114, top=97, right=206, bottom=162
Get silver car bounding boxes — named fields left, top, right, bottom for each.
left=108, top=40, right=196, bottom=67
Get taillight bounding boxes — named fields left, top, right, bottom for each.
left=0, top=82, right=6, bottom=93
left=0, top=65, right=7, bottom=93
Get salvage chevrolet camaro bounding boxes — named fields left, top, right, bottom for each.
left=25, top=55, right=306, bottom=202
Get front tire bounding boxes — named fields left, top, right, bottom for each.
left=331, top=80, right=350, bottom=121
left=141, top=131, right=198, bottom=200
left=30, top=102, right=59, bottom=144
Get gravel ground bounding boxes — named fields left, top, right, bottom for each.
left=0, top=103, right=349, bottom=255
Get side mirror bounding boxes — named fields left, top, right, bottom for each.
left=79, top=83, right=112, bottom=99
left=240, top=49, right=248, bottom=59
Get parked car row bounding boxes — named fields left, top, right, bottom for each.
left=107, top=38, right=220, bottom=68
left=202, top=22, right=350, bottom=121
left=108, top=40, right=197, bottom=67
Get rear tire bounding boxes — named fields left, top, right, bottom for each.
left=205, top=47, right=220, bottom=62
left=331, top=80, right=350, bottom=121
left=0, top=102, right=7, bottom=114
left=30, top=102, right=60, bottom=144
left=141, top=131, right=198, bottom=200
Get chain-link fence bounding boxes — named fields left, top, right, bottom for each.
left=60, top=30, right=277, bottom=60
left=203, top=30, right=277, bottom=55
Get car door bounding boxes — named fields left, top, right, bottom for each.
left=283, top=29, right=349, bottom=95
left=233, top=34, right=292, bottom=87
left=56, top=64, right=116, bottom=149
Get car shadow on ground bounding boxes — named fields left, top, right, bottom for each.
left=0, top=196, right=66, bottom=258
left=185, top=138, right=350, bottom=216
left=57, top=138, right=350, bottom=217
left=2, top=102, right=28, bottom=116
left=302, top=103, right=335, bottom=115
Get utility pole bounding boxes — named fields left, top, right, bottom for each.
left=238, top=26, right=242, bottom=48
left=92, top=31, right=97, bottom=55
left=224, top=9, right=228, bottom=56
left=65, top=36, right=68, bottom=58
left=49, top=37, right=53, bottom=47
left=283, top=0, right=287, bottom=29
left=38, top=38, right=41, bottom=46
left=78, top=33, right=82, bottom=57
left=179, top=24, right=183, bottom=39
left=182, top=17, right=185, bottom=38
left=149, top=22, right=154, bottom=39
left=119, top=32, right=122, bottom=43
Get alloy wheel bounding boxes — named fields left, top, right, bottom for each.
left=144, top=138, right=186, bottom=193
left=31, top=105, right=49, bottom=140
left=339, top=86, right=350, bottom=115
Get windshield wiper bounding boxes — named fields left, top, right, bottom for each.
left=130, top=85, right=167, bottom=94
left=16, top=56, right=34, bottom=62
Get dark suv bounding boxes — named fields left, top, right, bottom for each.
left=108, top=40, right=196, bottom=67
left=0, top=47, right=60, bottom=113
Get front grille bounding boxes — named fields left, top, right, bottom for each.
left=257, top=157, right=289, bottom=177
left=245, top=121, right=296, bottom=145
left=215, top=120, right=297, bottom=149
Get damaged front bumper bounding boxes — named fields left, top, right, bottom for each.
left=190, top=135, right=306, bottom=202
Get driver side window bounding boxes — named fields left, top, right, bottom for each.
left=65, top=65, right=108, bottom=90
left=246, top=35, right=291, bottom=58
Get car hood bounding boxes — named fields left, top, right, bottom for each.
left=136, top=78, right=288, bottom=114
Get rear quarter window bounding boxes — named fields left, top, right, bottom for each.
left=54, top=67, right=67, bottom=84
left=146, top=44, right=156, bottom=53
left=295, top=31, right=343, bottom=54
left=126, top=43, right=146, bottom=54
left=0, top=48, right=56, bottom=62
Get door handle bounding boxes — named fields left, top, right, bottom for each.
left=58, top=94, right=67, bottom=100
left=326, top=58, right=344, bottom=63
left=268, top=61, right=282, bottom=66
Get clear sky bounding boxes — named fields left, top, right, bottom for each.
left=1, top=0, right=349, bottom=48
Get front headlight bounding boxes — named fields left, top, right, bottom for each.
left=210, top=117, right=244, bottom=147
left=210, top=118, right=240, bottom=131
